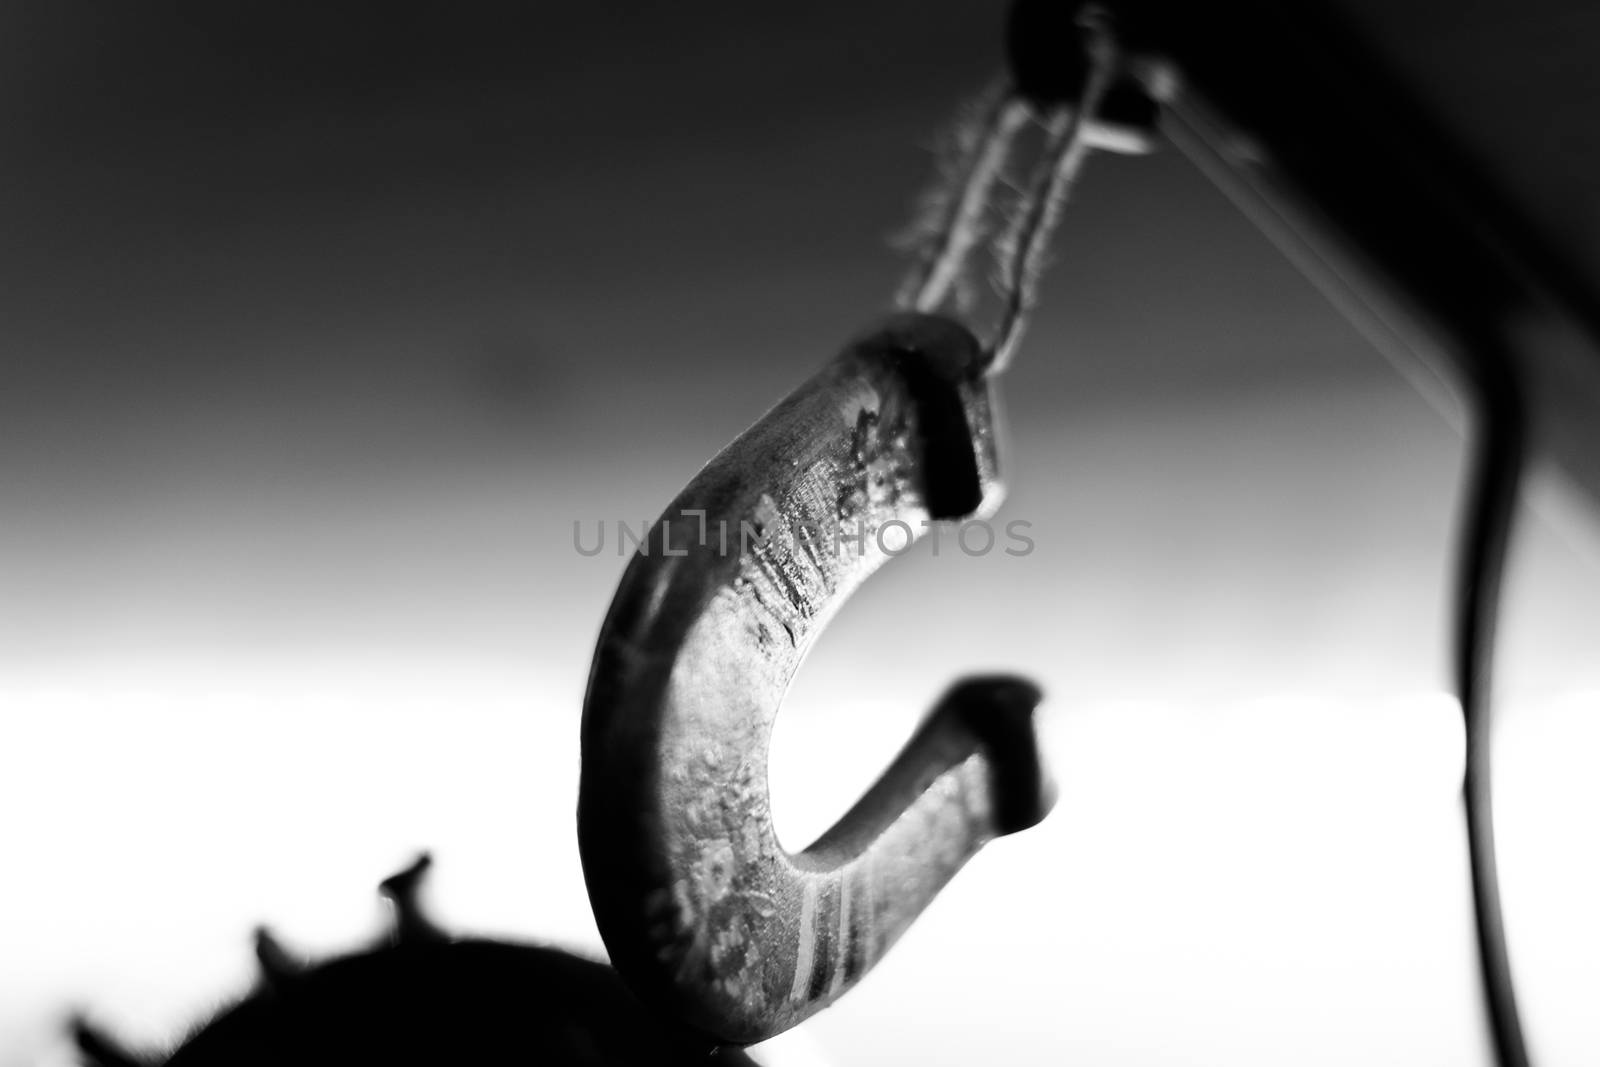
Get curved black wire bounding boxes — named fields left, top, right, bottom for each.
left=1455, top=353, right=1531, bottom=1067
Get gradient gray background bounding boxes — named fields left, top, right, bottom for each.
left=3, top=4, right=1599, bottom=1065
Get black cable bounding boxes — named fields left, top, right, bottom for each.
left=1455, top=354, right=1531, bottom=1067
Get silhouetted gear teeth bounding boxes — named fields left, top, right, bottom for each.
left=69, top=1014, right=145, bottom=1067
left=377, top=852, right=447, bottom=944
left=253, top=925, right=302, bottom=988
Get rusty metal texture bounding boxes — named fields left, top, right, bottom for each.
left=578, top=311, right=1054, bottom=1045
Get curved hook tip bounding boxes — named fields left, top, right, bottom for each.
left=941, top=674, right=1055, bottom=834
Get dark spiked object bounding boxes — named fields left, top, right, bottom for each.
left=71, top=856, right=756, bottom=1066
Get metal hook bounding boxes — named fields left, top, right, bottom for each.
left=578, top=312, right=1055, bottom=1045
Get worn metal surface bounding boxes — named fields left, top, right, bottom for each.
left=578, top=312, right=1053, bottom=1045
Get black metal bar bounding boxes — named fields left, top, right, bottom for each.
left=1104, top=0, right=1600, bottom=502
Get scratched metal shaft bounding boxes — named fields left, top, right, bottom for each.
left=578, top=312, right=1052, bottom=1044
